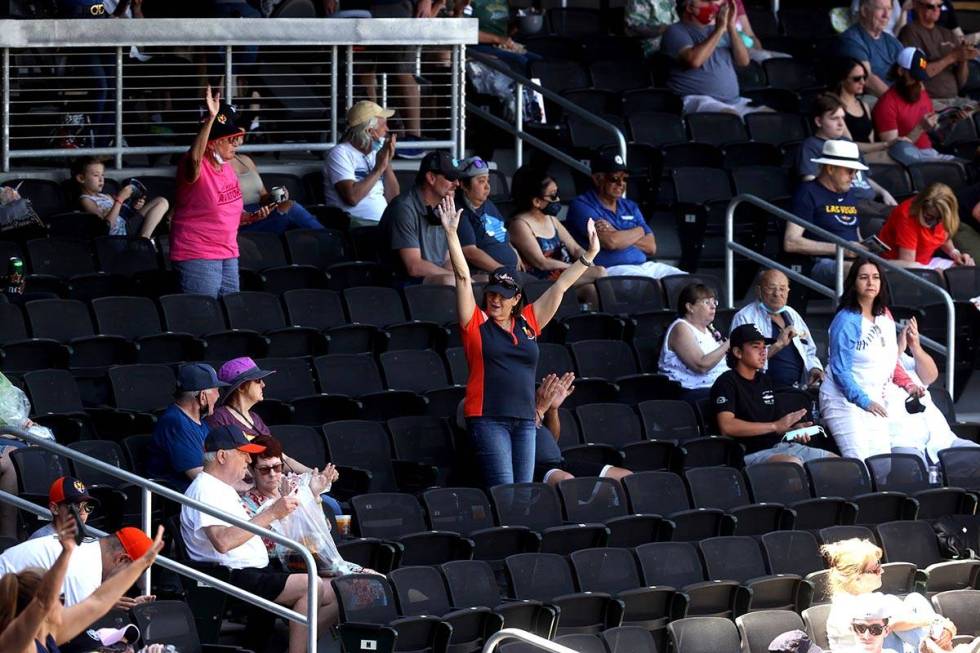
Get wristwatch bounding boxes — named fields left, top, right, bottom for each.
left=578, top=255, right=594, bottom=267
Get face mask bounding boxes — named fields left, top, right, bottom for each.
left=372, top=136, right=385, bottom=154
left=695, top=3, right=719, bottom=25
left=212, top=151, right=224, bottom=164
left=541, top=201, right=562, bottom=216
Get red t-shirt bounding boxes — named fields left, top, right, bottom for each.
left=879, top=198, right=949, bottom=265
left=871, top=86, right=934, bottom=150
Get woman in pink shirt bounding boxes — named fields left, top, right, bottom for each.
left=170, top=86, right=271, bottom=297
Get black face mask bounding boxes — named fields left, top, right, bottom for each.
left=541, top=201, right=561, bottom=217
left=906, top=395, right=926, bottom=414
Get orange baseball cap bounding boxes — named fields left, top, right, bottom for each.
left=115, top=527, right=153, bottom=560
left=49, top=476, right=98, bottom=506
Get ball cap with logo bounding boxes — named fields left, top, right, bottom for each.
left=768, top=629, right=824, bottom=653
left=49, top=476, right=99, bottom=507
left=730, top=323, right=775, bottom=348
left=205, top=102, right=245, bottom=142
left=590, top=150, right=627, bottom=174
left=897, top=47, right=930, bottom=82
left=485, top=267, right=521, bottom=299
left=418, top=151, right=462, bottom=181
left=115, top=527, right=154, bottom=560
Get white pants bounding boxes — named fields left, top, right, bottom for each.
left=821, top=386, right=892, bottom=461
left=606, top=261, right=685, bottom=280
left=681, top=95, right=770, bottom=117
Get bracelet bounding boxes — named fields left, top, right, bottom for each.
left=578, top=255, right=594, bottom=268
left=114, top=198, right=123, bottom=205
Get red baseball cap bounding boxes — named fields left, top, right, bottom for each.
left=115, top=527, right=153, bottom=560
left=49, top=476, right=98, bottom=506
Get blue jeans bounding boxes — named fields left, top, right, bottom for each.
left=78, top=52, right=114, bottom=147
left=173, top=257, right=240, bottom=297
left=242, top=202, right=323, bottom=233
left=467, top=417, right=536, bottom=487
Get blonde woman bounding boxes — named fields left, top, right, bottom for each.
left=878, top=182, right=975, bottom=270
left=820, top=538, right=956, bottom=652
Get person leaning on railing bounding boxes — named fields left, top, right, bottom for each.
left=169, top=86, right=272, bottom=298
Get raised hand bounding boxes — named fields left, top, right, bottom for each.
left=138, top=525, right=165, bottom=568
left=550, top=372, right=576, bottom=410
left=375, top=133, right=396, bottom=172
left=54, top=510, right=79, bottom=554
left=585, top=218, right=601, bottom=259
left=205, top=85, right=220, bottom=119
left=437, top=194, right=462, bottom=232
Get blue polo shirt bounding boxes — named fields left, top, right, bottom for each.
left=457, top=198, right=518, bottom=269
left=147, top=404, right=209, bottom=492
left=58, top=0, right=107, bottom=17
left=566, top=189, right=652, bottom=267
left=790, top=180, right=861, bottom=244
left=838, top=23, right=902, bottom=82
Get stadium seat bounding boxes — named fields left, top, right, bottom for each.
left=931, top=589, right=980, bottom=636
left=444, top=347, right=468, bottom=385
left=761, top=530, right=828, bottom=600
left=314, top=353, right=426, bottom=421
left=908, top=161, right=968, bottom=192
left=868, top=164, right=915, bottom=200
left=622, top=471, right=733, bottom=541
left=762, top=59, right=819, bottom=91
left=570, top=547, right=672, bottom=633
left=132, top=600, right=254, bottom=653
left=283, top=228, right=351, bottom=269
left=594, top=276, right=664, bottom=316
left=588, top=60, right=651, bottom=93
left=536, top=343, right=576, bottom=382
left=622, top=89, right=682, bottom=116
left=282, top=289, right=380, bottom=353
left=108, top=364, right=175, bottom=413
left=745, top=462, right=858, bottom=529
left=698, top=536, right=812, bottom=613
left=720, top=142, right=785, bottom=170
left=26, top=298, right=136, bottom=368
left=388, top=416, right=457, bottom=485
left=570, top=340, right=678, bottom=405
left=667, top=616, right=740, bottom=653
left=876, top=520, right=980, bottom=593
left=865, top=453, right=977, bottom=518
left=638, top=399, right=743, bottom=468
left=557, top=477, right=664, bottom=547
left=351, top=493, right=475, bottom=566
left=380, top=349, right=456, bottom=394
left=422, top=487, right=540, bottom=561
left=389, top=566, right=504, bottom=653
left=222, top=292, right=328, bottom=357
left=68, top=440, right=129, bottom=488
left=805, top=458, right=919, bottom=524
left=159, top=294, right=269, bottom=360
left=332, top=573, right=452, bottom=653
left=255, top=357, right=360, bottom=425
left=403, top=285, right=459, bottom=330
left=736, top=610, right=806, bottom=653
left=575, top=403, right=676, bottom=471
left=490, top=482, right=608, bottom=555
left=944, top=267, right=980, bottom=301
left=91, top=296, right=204, bottom=364
left=10, top=447, right=70, bottom=501
left=323, top=420, right=435, bottom=494
left=344, top=286, right=446, bottom=351
left=504, top=552, right=625, bottom=635
left=686, top=112, right=749, bottom=147
left=441, top=560, right=559, bottom=638
left=5, top=178, right=66, bottom=219
left=744, top=112, right=808, bottom=147
left=601, top=626, right=660, bottom=653
left=271, top=424, right=328, bottom=470
left=802, top=603, right=832, bottom=649
left=629, top=112, right=687, bottom=147
left=661, top=142, right=725, bottom=169
left=686, top=466, right=792, bottom=535
left=939, top=448, right=980, bottom=494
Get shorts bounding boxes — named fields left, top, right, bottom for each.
left=228, top=566, right=291, bottom=603
left=368, top=0, right=416, bottom=75
left=533, top=459, right=613, bottom=483
left=743, top=441, right=834, bottom=466
left=681, top=95, right=769, bottom=118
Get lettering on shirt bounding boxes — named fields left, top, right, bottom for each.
left=823, top=203, right=858, bottom=226
left=762, top=389, right=775, bottom=406
left=622, top=214, right=635, bottom=221
left=855, top=323, right=884, bottom=351
left=216, top=183, right=243, bottom=206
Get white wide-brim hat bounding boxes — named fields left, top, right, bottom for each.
left=810, top=139, right=869, bottom=171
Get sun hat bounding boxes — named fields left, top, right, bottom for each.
left=217, top=357, right=275, bottom=405
left=346, top=100, right=395, bottom=128
left=810, top=139, right=869, bottom=171
left=177, top=363, right=227, bottom=392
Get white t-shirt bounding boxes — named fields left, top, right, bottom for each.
left=322, top=142, right=387, bottom=223
left=0, top=537, right=103, bottom=606
left=181, top=471, right=269, bottom=570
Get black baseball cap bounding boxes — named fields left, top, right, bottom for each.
left=418, top=151, right=462, bottom=181
left=730, top=324, right=775, bottom=348
left=204, top=424, right=266, bottom=454
left=485, top=267, right=521, bottom=299
left=205, top=102, right=245, bottom=142
left=590, top=150, right=627, bottom=174
left=177, top=363, right=227, bottom=392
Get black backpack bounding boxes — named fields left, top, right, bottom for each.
left=934, top=515, right=979, bottom=559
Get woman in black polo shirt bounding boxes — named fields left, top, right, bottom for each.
left=440, top=194, right=600, bottom=487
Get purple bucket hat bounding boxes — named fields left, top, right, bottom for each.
left=217, top=357, right=275, bottom=405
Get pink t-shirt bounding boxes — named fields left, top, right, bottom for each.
left=871, top=86, right=934, bottom=150
left=170, top=154, right=243, bottom=262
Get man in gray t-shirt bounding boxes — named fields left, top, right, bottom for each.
left=379, top=151, right=462, bottom=284
left=662, top=0, right=769, bottom=116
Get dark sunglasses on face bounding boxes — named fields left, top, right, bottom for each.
left=852, top=623, right=887, bottom=636
left=74, top=503, right=95, bottom=515
left=540, top=193, right=560, bottom=202
left=850, top=75, right=867, bottom=82
left=255, top=462, right=284, bottom=475
left=605, top=174, right=629, bottom=184
left=918, top=2, right=941, bottom=9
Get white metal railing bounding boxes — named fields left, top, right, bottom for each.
left=0, top=424, right=322, bottom=653
left=483, top=629, right=580, bottom=653
left=0, top=17, right=476, bottom=170
left=724, top=193, right=957, bottom=395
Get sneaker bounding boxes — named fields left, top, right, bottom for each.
left=396, top=135, right=429, bottom=160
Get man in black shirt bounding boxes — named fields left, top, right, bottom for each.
left=711, top=324, right=835, bottom=466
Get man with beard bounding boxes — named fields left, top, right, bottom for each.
left=147, top=363, right=227, bottom=491
left=872, top=47, right=961, bottom=165
left=898, top=0, right=977, bottom=108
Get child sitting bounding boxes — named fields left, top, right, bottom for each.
left=71, top=156, right=168, bottom=238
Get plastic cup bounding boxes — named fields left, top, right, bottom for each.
left=335, top=514, right=351, bottom=536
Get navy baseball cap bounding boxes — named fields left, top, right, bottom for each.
left=485, top=267, right=521, bottom=299
left=590, top=150, right=627, bottom=174
left=49, top=476, right=98, bottom=506
left=177, top=363, right=227, bottom=392
left=418, top=151, right=462, bottom=181
left=204, top=424, right=266, bottom=454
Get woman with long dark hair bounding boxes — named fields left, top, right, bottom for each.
left=441, top=191, right=600, bottom=486
left=829, top=57, right=900, bottom=164
left=820, top=258, right=924, bottom=459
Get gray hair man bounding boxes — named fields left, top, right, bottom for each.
left=323, top=101, right=401, bottom=227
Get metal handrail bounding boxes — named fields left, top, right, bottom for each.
left=0, top=425, right=321, bottom=653
left=482, top=629, right=579, bottom=653
left=724, top=193, right=957, bottom=395
left=465, top=50, right=627, bottom=174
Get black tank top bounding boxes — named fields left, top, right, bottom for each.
left=845, top=101, right=873, bottom=144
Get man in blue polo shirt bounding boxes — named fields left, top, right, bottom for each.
left=565, top=150, right=685, bottom=280
left=839, top=0, right=904, bottom=96
left=147, top=363, right=227, bottom=491
left=785, top=139, right=867, bottom=287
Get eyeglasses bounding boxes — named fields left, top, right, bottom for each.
left=850, top=75, right=867, bottom=82
left=862, top=563, right=883, bottom=575
left=75, top=502, right=95, bottom=515
left=255, top=463, right=284, bottom=475
left=852, top=623, right=887, bottom=636
left=762, top=285, right=789, bottom=293
left=604, top=174, right=629, bottom=184
left=698, top=298, right=719, bottom=307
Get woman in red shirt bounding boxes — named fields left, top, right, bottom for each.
left=879, top=182, right=976, bottom=269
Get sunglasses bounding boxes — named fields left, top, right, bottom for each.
left=493, top=277, right=519, bottom=290
left=540, top=193, right=560, bottom=202
left=850, top=75, right=867, bottom=82
left=255, top=462, right=284, bottom=475
left=917, top=2, right=941, bottom=9
left=605, top=174, right=629, bottom=184
left=75, top=503, right=95, bottom=515
left=852, top=623, right=887, bottom=636
left=462, top=157, right=489, bottom=174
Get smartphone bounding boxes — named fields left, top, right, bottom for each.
left=68, top=504, right=88, bottom=545
left=783, top=425, right=824, bottom=442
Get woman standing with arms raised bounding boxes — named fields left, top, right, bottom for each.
left=440, top=193, right=600, bottom=487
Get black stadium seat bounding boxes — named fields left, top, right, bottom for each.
left=422, top=487, right=540, bottom=562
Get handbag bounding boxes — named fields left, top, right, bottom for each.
left=933, top=514, right=979, bottom=559
left=0, top=198, right=44, bottom=233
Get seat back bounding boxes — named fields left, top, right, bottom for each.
left=601, top=626, right=659, bottom=653
left=442, top=559, right=503, bottom=608
left=68, top=440, right=129, bottom=486
left=109, top=364, right=176, bottom=412
left=802, top=604, right=832, bottom=649
left=622, top=471, right=692, bottom=515
left=570, top=340, right=640, bottom=380
left=877, top=520, right=943, bottom=568
left=388, top=416, right=455, bottom=472
left=323, top=420, right=396, bottom=492
left=595, top=276, right=664, bottom=315
left=282, top=289, right=348, bottom=330
left=761, top=531, right=825, bottom=577
left=389, top=566, right=453, bottom=616
left=939, top=449, right=980, bottom=492
left=131, top=600, right=205, bottom=653
left=865, top=453, right=931, bottom=493
left=635, top=541, right=706, bottom=587
left=736, top=610, right=805, bottom=653
left=332, top=573, right=400, bottom=624
left=699, top=536, right=768, bottom=584
left=490, top=483, right=563, bottom=530
left=805, top=458, right=874, bottom=499
left=159, top=294, right=227, bottom=336
left=403, top=285, right=458, bottom=325
left=570, top=547, right=642, bottom=594
left=92, top=296, right=164, bottom=339
left=505, top=552, right=577, bottom=600
left=283, top=228, right=350, bottom=269
left=351, top=492, right=428, bottom=538
left=257, top=357, right=318, bottom=400
left=667, top=617, right=740, bottom=653
left=222, top=292, right=288, bottom=332
left=237, top=232, right=288, bottom=270
left=343, top=286, right=407, bottom=327
left=380, top=349, right=449, bottom=393
left=745, top=462, right=813, bottom=504
left=576, top=403, right=644, bottom=448
left=24, top=369, right=85, bottom=414
left=931, top=589, right=980, bottom=636
left=273, top=425, right=327, bottom=470
left=26, top=298, right=95, bottom=341
left=423, top=487, right=495, bottom=535
left=685, top=467, right=752, bottom=511
left=637, top=400, right=701, bottom=442
left=818, top=525, right=876, bottom=545
left=315, top=353, right=385, bottom=396
left=10, top=448, right=70, bottom=495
